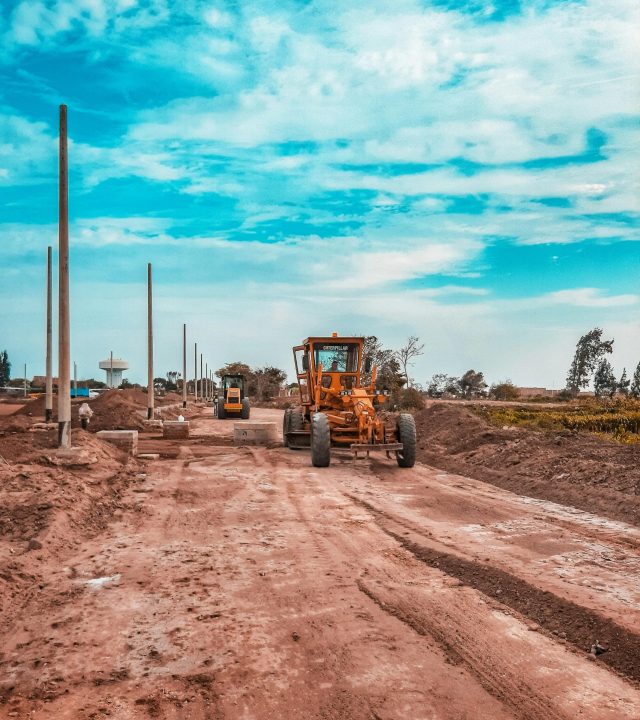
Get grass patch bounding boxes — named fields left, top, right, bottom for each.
left=474, top=400, right=640, bottom=443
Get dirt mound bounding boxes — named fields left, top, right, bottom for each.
left=85, top=391, right=146, bottom=431
left=0, top=428, right=138, bottom=619
left=16, top=395, right=47, bottom=418
left=414, top=403, right=640, bottom=527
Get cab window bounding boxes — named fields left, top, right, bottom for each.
left=314, top=344, right=358, bottom=373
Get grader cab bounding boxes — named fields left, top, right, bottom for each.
left=217, top=374, right=250, bottom=420
left=283, top=334, right=416, bottom=468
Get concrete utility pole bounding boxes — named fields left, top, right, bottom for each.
left=205, top=362, right=208, bottom=401
left=73, top=361, right=77, bottom=396
left=200, top=353, right=203, bottom=403
left=45, top=246, right=53, bottom=422
left=194, top=342, right=198, bottom=402
left=110, top=350, right=114, bottom=389
left=147, top=263, right=154, bottom=420
left=24, top=364, right=27, bottom=398
left=57, top=104, right=71, bottom=449
left=182, top=324, right=187, bottom=409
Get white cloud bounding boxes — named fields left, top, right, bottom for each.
left=541, top=288, right=638, bottom=308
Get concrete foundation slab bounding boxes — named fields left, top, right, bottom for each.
left=96, top=430, right=139, bottom=455
left=234, top=422, right=278, bottom=445
left=163, top=421, right=190, bottom=440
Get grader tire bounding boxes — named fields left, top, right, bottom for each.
left=241, top=398, right=250, bottom=419
left=311, top=413, right=331, bottom=467
left=283, top=409, right=292, bottom=447
left=396, top=413, right=416, bottom=468
left=217, top=398, right=227, bottom=420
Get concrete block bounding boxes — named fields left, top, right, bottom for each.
left=163, top=421, right=190, bottom=440
left=234, top=422, right=278, bottom=445
left=96, top=430, right=138, bottom=455
left=142, top=419, right=164, bottom=431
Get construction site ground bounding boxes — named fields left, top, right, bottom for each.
left=1, top=399, right=639, bottom=719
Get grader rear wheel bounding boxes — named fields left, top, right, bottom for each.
left=396, top=413, right=416, bottom=468
left=311, top=412, right=331, bottom=467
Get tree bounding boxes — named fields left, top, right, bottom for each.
left=215, top=362, right=252, bottom=381
left=427, top=373, right=457, bottom=397
left=0, top=350, right=10, bottom=386
left=630, top=362, right=640, bottom=399
left=166, top=371, right=180, bottom=390
left=593, top=359, right=617, bottom=398
left=362, top=336, right=403, bottom=391
left=618, top=368, right=630, bottom=397
left=394, top=336, right=424, bottom=387
left=398, top=387, right=425, bottom=410
left=459, top=369, right=487, bottom=398
left=565, top=328, right=614, bottom=395
left=82, top=378, right=107, bottom=389
left=253, top=366, right=287, bottom=401
left=489, top=380, right=519, bottom=401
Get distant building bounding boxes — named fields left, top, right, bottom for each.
left=516, top=387, right=561, bottom=398
left=31, top=376, right=59, bottom=388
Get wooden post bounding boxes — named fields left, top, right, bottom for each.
left=45, top=246, right=53, bottom=422
left=147, top=263, right=154, bottom=420
left=182, top=324, right=187, bottom=409
left=57, top=104, right=71, bottom=448
left=194, top=342, right=198, bottom=401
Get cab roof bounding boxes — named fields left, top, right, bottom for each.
left=301, top=336, right=364, bottom=345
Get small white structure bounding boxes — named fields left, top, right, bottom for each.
left=99, top=358, right=129, bottom=388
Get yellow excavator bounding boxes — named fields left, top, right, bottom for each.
left=217, top=374, right=250, bottom=420
left=283, top=334, right=416, bottom=467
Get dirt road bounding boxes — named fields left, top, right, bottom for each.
left=2, top=408, right=639, bottom=719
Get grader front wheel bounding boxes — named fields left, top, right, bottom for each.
left=396, top=413, right=416, bottom=468
left=311, top=412, right=331, bottom=467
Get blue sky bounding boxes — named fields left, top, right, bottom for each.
left=1, top=0, right=638, bottom=387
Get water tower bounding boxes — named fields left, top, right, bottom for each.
left=99, top=358, right=129, bottom=388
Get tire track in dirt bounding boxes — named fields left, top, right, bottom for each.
left=340, top=460, right=640, bottom=634
left=355, top=579, right=568, bottom=720
left=339, top=464, right=640, bottom=685
left=274, top=449, right=640, bottom=720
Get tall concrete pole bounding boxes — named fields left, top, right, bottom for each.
left=200, top=353, right=203, bottom=403
left=194, top=342, right=198, bottom=401
left=182, top=324, right=187, bottom=409
left=110, top=350, right=113, bottom=389
left=45, top=246, right=53, bottom=422
left=147, top=263, right=154, bottom=420
left=73, top=361, right=77, bottom=396
left=24, top=364, right=27, bottom=398
left=57, top=104, right=71, bottom=449
left=205, top=362, right=208, bottom=401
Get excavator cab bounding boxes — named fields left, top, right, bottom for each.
left=217, top=374, right=250, bottom=420
left=284, top=333, right=416, bottom=468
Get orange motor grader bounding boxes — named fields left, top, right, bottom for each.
left=283, top=334, right=416, bottom=468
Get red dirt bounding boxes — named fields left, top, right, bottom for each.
left=1, top=408, right=639, bottom=719
left=414, top=403, right=640, bottom=527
